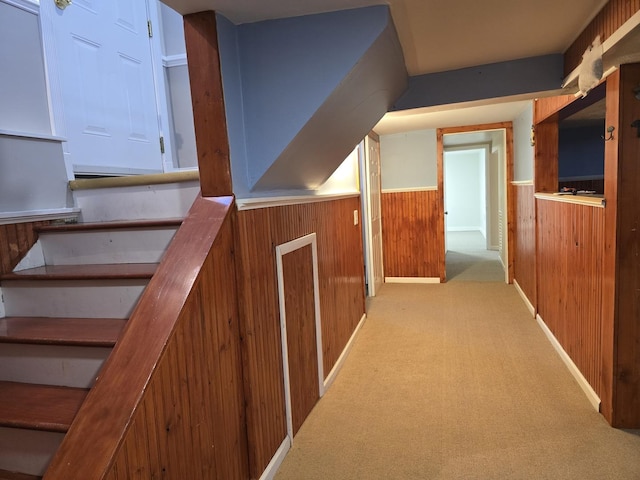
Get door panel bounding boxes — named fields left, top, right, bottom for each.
left=282, top=245, right=320, bottom=436
left=368, top=137, right=384, bottom=294
left=51, top=0, right=162, bottom=175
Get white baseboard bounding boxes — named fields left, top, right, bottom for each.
left=513, top=279, right=535, bottom=317
left=535, top=314, right=601, bottom=411
left=324, top=313, right=366, bottom=391
left=258, top=437, right=291, bottom=480
left=446, top=227, right=482, bottom=232
left=385, top=277, right=441, bottom=284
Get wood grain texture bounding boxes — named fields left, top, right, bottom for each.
left=183, top=11, right=232, bottom=197
left=44, top=196, right=249, bottom=480
left=513, top=184, right=536, bottom=308
left=536, top=198, right=605, bottom=398
left=235, top=197, right=365, bottom=478
left=506, top=126, right=515, bottom=284
left=534, top=119, right=559, bottom=193
left=601, top=64, right=640, bottom=427
left=381, top=190, right=441, bottom=279
left=564, top=0, right=640, bottom=75
left=534, top=96, right=576, bottom=124
left=0, top=221, right=49, bottom=275
left=282, top=245, right=319, bottom=436
left=0, top=381, right=88, bottom=433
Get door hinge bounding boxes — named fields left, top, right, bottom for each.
left=159, top=136, right=165, bottom=154
left=147, top=20, right=153, bottom=38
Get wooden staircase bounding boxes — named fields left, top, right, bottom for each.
left=0, top=219, right=182, bottom=478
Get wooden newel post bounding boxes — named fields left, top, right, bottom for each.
left=184, top=11, right=233, bottom=197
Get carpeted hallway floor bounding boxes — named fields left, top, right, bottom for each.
left=446, top=230, right=504, bottom=282
left=274, top=282, right=640, bottom=480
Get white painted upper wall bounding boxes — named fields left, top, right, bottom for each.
left=380, top=129, right=437, bottom=190
left=444, top=149, right=485, bottom=232
left=513, top=102, right=534, bottom=182
left=0, top=1, right=51, bottom=135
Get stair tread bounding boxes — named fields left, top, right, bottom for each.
left=36, top=218, right=183, bottom=233
left=0, top=381, right=88, bottom=433
left=0, top=469, right=41, bottom=480
left=0, top=317, right=126, bottom=346
left=0, top=263, right=157, bottom=281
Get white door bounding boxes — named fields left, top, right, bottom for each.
left=367, top=136, right=384, bottom=295
left=43, top=0, right=163, bottom=175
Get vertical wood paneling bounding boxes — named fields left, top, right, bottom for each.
left=235, top=197, right=365, bottom=479
left=102, top=214, right=248, bottom=479
left=536, top=199, right=604, bottom=397
left=282, top=245, right=319, bottom=436
left=564, top=0, right=640, bottom=75
left=45, top=197, right=249, bottom=480
left=0, top=221, right=49, bottom=275
left=513, top=184, right=536, bottom=308
left=534, top=119, right=560, bottom=193
left=381, top=190, right=441, bottom=278
left=601, top=64, right=640, bottom=428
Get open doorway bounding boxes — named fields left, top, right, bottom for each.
left=443, top=145, right=504, bottom=281
left=437, top=123, right=514, bottom=283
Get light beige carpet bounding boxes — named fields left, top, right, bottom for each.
left=446, top=231, right=504, bottom=282
left=275, top=283, right=640, bottom=480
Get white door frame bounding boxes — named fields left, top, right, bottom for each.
left=275, top=233, right=324, bottom=444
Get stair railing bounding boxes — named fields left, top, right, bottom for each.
left=44, top=195, right=249, bottom=479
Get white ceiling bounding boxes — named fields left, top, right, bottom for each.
left=165, top=0, right=608, bottom=76
left=163, top=0, right=610, bottom=134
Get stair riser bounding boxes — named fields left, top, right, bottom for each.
left=39, top=228, right=178, bottom=265
left=74, top=182, right=199, bottom=222
left=0, top=344, right=110, bottom=388
left=1, top=280, right=148, bottom=318
left=0, top=427, right=63, bottom=476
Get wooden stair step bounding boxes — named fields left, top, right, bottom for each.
left=0, top=263, right=157, bottom=281
left=0, top=317, right=126, bottom=347
left=36, top=218, right=183, bottom=233
left=0, top=469, right=41, bottom=480
left=0, top=381, right=88, bottom=433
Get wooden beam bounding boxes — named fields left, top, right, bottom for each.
left=183, top=11, right=233, bottom=197
left=602, top=64, right=640, bottom=428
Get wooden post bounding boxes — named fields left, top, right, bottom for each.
left=601, top=63, right=640, bottom=427
left=183, top=11, right=233, bottom=197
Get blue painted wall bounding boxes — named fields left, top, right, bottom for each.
left=217, top=7, right=407, bottom=197
left=393, top=54, right=564, bottom=111
left=558, top=122, right=605, bottom=179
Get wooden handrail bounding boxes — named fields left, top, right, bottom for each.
left=43, top=195, right=244, bottom=479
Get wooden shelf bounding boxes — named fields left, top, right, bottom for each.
left=534, top=192, right=605, bottom=208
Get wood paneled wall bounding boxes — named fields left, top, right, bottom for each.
left=45, top=197, right=249, bottom=480
left=536, top=198, right=605, bottom=397
left=0, top=221, right=49, bottom=275
left=235, top=197, right=365, bottom=478
left=564, top=0, right=640, bottom=75
left=513, top=184, right=536, bottom=308
left=601, top=64, right=640, bottom=427
left=381, top=190, right=441, bottom=278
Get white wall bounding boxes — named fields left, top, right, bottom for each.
left=0, top=1, right=51, bottom=135
left=444, top=149, right=485, bottom=233
left=513, top=102, right=534, bottom=182
left=159, top=3, right=197, bottom=169
left=379, top=129, right=437, bottom=190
